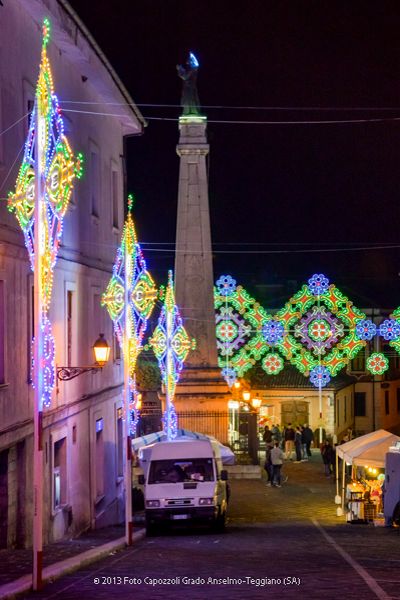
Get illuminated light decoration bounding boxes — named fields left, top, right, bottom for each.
left=293, top=306, right=344, bottom=355
left=262, top=353, right=284, bottom=375
left=388, top=307, right=400, bottom=359
left=163, top=403, right=178, bottom=439
left=129, top=376, right=141, bottom=438
left=216, top=306, right=251, bottom=355
left=214, top=278, right=270, bottom=381
left=309, top=365, right=331, bottom=388
left=262, top=321, right=285, bottom=345
left=216, top=274, right=237, bottom=297
left=102, top=195, right=157, bottom=434
left=216, top=318, right=239, bottom=344
left=378, top=319, right=400, bottom=341
left=150, top=270, right=195, bottom=439
left=7, top=18, right=82, bottom=410
left=366, top=352, right=389, bottom=375
left=308, top=273, right=330, bottom=296
left=275, top=279, right=367, bottom=376
left=8, top=19, right=83, bottom=315
left=229, top=347, right=256, bottom=376
left=355, top=319, right=377, bottom=341
left=30, top=316, right=55, bottom=408
left=215, top=273, right=371, bottom=384
left=221, top=366, right=237, bottom=387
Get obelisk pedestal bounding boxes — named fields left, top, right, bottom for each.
left=173, top=115, right=229, bottom=442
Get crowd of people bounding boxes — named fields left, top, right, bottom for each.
left=262, top=423, right=351, bottom=486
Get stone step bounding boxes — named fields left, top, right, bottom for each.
left=226, top=465, right=262, bottom=479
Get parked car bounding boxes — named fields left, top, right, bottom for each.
left=139, top=439, right=229, bottom=535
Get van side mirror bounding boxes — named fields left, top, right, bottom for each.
left=220, top=469, right=228, bottom=481
left=138, top=474, right=145, bottom=485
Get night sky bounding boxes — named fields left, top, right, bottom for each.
left=68, top=0, right=400, bottom=308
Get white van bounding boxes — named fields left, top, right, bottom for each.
left=139, top=439, right=229, bottom=535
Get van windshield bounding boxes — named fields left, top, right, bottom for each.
left=148, top=458, right=214, bottom=484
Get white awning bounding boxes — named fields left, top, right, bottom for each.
left=336, top=429, right=400, bottom=468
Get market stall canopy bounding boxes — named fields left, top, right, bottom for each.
left=337, top=429, right=400, bottom=468
left=131, top=428, right=235, bottom=465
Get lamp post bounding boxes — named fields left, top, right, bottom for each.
left=56, top=334, right=110, bottom=381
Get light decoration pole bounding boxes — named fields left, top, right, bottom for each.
left=101, top=195, right=157, bottom=545
left=150, top=270, right=195, bottom=440
left=7, top=19, right=82, bottom=590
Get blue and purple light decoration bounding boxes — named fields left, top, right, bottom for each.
left=8, top=18, right=82, bottom=409
left=309, top=365, right=331, bottom=388
left=149, top=270, right=195, bottom=440
left=355, top=320, right=377, bottom=341
left=102, top=195, right=157, bottom=436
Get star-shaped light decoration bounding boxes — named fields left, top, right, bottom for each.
left=149, top=270, right=195, bottom=439
left=102, top=195, right=157, bottom=434
left=7, top=18, right=82, bottom=408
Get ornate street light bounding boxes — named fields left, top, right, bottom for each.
left=56, top=334, right=110, bottom=380
left=242, top=390, right=251, bottom=402
left=251, top=396, right=262, bottom=410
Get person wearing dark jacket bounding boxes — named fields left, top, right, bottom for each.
left=264, top=443, right=274, bottom=486
left=302, top=424, right=314, bottom=458
left=321, top=440, right=334, bottom=477
left=263, top=425, right=272, bottom=445
left=284, top=423, right=295, bottom=460
left=294, top=427, right=303, bottom=462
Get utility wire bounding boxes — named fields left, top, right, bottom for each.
left=133, top=244, right=400, bottom=255
left=0, top=143, right=25, bottom=194
left=0, top=111, right=30, bottom=138
left=61, top=107, right=400, bottom=126
left=60, top=100, right=400, bottom=112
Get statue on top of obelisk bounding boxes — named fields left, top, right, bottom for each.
left=176, top=52, right=201, bottom=116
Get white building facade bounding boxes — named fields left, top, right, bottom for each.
left=0, top=0, right=145, bottom=548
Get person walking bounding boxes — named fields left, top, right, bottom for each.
left=262, top=425, right=272, bottom=445
left=270, top=441, right=284, bottom=487
left=302, top=424, right=314, bottom=458
left=264, top=442, right=274, bottom=486
left=321, top=439, right=334, bottom=477
left=294, top=426, right=303, bottom=462
left=271, top=424, right=282, bottom=445
left=284, top=423, right=295, bottom=460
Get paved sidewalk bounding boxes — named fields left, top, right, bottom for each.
left=0, top=520, right=145, bottom=599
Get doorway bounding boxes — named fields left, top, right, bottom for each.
left=280, top=400, right=309, bottom=426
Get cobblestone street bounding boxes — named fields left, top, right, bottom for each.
left=18, top=454, right=400, bottom=600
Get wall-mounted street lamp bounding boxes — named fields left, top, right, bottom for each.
left=251, top=396, right=262, bottom=410
left=56, top=334, right=111, bottom=381
left=242, top=390, right=251, bottom=402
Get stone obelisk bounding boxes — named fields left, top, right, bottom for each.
left=173, top=53, right=228, bottom=438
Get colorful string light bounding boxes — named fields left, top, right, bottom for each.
left=378, top=319, right=400, bottom=341
left=8, top=19, right=82, bottom=409
left=102, top=196, right=157, bottom=435
left=214, top=276, right=270, bottom=385
left=262, top=353, right=284, bottom=375
left=366, top=353, right=389, bottom=375
left=355, top=319, right=377, bottom=341
left=149, top=270, right=195, bottom=439
left=214, top=273, right=376, bottom=387
left=309, top=365, right=331, bottom=387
